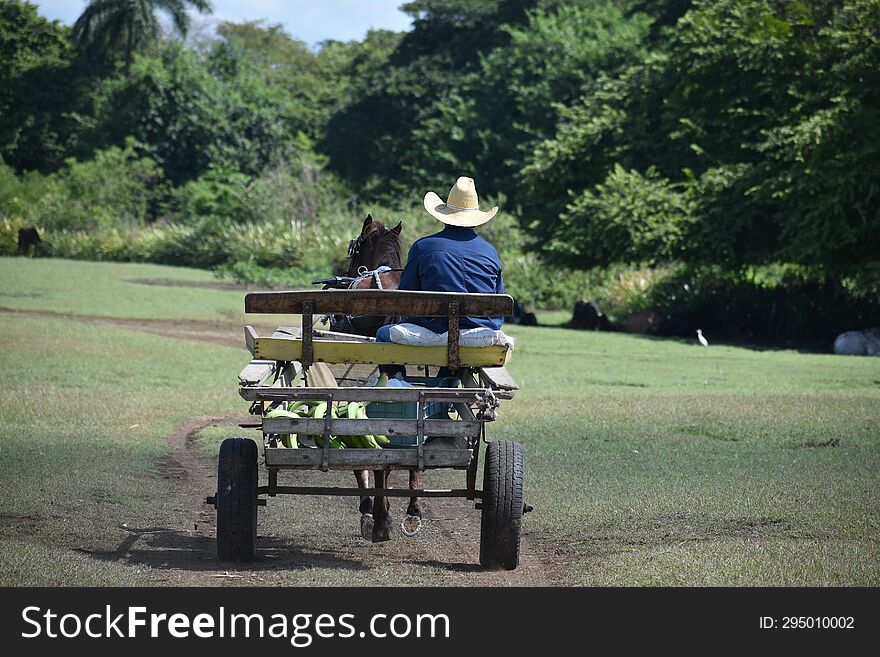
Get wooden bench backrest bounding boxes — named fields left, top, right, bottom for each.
left=245, top=290, right=514, bottom=372
left=245, top=290, right=513, bottom=317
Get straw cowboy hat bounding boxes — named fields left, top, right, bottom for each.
left=423, top=176, right=498, bottom=227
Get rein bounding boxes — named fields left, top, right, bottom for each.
left=351, top=265, right=402, bottom=290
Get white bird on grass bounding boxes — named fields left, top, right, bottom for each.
left=696, top=329, right=709, bottom=347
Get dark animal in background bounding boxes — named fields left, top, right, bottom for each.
left=623, top=309, right=662, bottom=334
left=506, top=299, right=537, bottom=326
left=570, top=299, right=610, bottom=330
left=17, top=227, right=41, bottom=255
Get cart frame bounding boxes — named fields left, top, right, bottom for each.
left=211, top=288, right=525, bottom=568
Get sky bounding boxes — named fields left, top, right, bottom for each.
left=30, top=0, right=413, bottom=48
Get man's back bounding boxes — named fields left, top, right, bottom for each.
left=399, top=225, right=504, bottom=333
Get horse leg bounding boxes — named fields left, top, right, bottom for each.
left=371, top=468, right=392, bottom=542
left=354, top=469, right=373, bottom=540
left=401, top=469, right=423, bottom=537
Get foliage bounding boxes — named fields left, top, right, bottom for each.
left=72, top=0, right=212, bottom=73
left=523, top=0, right=880, bottom=278
left=84, top=43, right=305, bottom=185
left=416, top=0, right=653, bottom=197
left=320, top=0, right=536, bottom=194
left=548, top=165, right=694, bottom=268
left=32, top=140, right=165, bottom=231
left=215, top=21, right=334, bottom=141
left=643, top=265, right=880, bottom=344
left=0, top=1, right=87, bottom=172
left=3, top=0, right=878, bottom=344
left=0, top=159, right=54, bottom=219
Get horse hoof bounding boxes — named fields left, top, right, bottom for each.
left=360, top=513, right=374, bottom=541
left=400, top=514, right=422, bottom=537
left=372, top=516, right=393, bottom=543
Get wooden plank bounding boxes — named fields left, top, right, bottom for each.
left=315, top=329, right=375, bottom=342
left=264, top=447, right=472, bottom=470
left=240, top=386, right=492, bottom=403
left=244, top=325, right=258, bottom=356
left=245, top=289, right=513, bottom=317
left=253, top=337, right=511, bottom=367
left=478, top=366, right=519, bottom=391
left=238, top=360, right=277, bottom=386
left=257, top=486, right=476, bottom=498
left=274, top=326, right=303, bottom=338
left=262, top=417, right=480, bottom=438
left=279, top=361, right=303, bottom=387
left=275, top=326, right=376, bottom=343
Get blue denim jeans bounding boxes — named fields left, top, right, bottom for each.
left=376, top=324, right=406, bottom=378
left=375, top=324, right=457, bottom=381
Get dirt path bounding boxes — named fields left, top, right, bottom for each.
left=149, top=415, right=560, bottom=586
left=0, top=306, right=270, bottom=350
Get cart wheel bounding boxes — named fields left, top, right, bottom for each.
left=479, top=440, right=524, bottom=570
left=216, top=438, right=258, bottom=562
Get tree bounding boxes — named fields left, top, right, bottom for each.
left=85, top=43, right=305, bottom=185
left=521, top=0, right=879, bottom=279
left=0, top=1, right=86, bottom=172
left=215, top=21, right=342, bottom=141
left=423, top=0, right=652, bottom=205
left=72, top=0, right=212, bottom=74
left=320, top=0, right=537, bottom=196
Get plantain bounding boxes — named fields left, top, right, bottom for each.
left=311, top=401, right=328, bottom=419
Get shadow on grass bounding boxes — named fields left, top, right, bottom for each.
left=76, top=526, right=371, bottom=573
left=549, top=324, right=832, bottom=354
left=557, top=514, right=792, bottom=558
left=411, top=560, right=484, bottom=573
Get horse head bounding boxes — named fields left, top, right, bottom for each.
left=346, top=213, right=403, bottom=277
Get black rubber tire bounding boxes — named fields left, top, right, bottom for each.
left=479, top=440, right=525, bottom=570
left=216, top=438, right=258, bottom=562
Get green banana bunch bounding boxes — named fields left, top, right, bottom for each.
left=333, top=401, right=389, bottom=448
left=264, top=398, right=389, bottom=449
left=265, top=406, right=302, bottom=448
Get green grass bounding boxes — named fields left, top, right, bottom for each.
left=1, top=256, right=878, bottom=585
left=0, top=257, right=298, bottom=326
left=0, top=257, right=241, bottom=320
left=497, top=325, right=880, bottom=585
left=0, top=312, right=245, bottom=585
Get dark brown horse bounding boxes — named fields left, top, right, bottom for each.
left=346, top=214, right=402, bottom=285
left=326, top=214, right=403, bottom=337
left=317, top=214, right=423, bottom=542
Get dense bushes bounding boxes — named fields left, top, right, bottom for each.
left=581, top=264, right=880, bottom=345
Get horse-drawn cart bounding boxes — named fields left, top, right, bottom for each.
left=208, top=289, right=526, bottom=569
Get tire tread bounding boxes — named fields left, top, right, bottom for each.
left=480, top=440, right=524, bottom=569
left=216, top=438, right=258, bottom=562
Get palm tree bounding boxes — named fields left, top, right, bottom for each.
left=72, top=0, right=213, bottom=74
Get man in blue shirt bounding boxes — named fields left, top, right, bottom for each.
left=376, top=177, right=503, bottom=375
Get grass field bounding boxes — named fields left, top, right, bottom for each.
left=1, top=256, right=878, bottom=586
